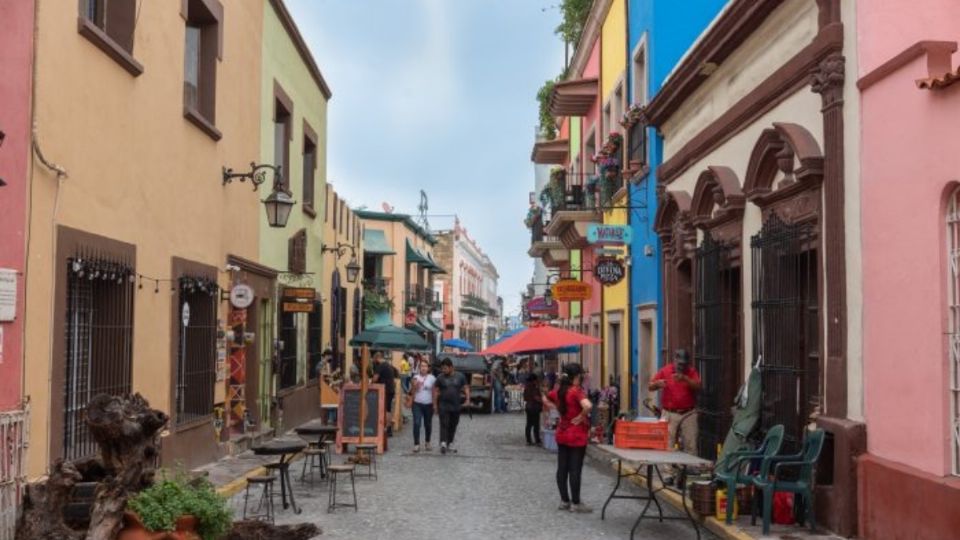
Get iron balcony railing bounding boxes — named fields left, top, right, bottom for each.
left=363, top=276, right=391, bottom=294
left=405, top=285, right=439, bottom=310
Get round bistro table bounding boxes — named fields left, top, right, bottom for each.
left=252, top=439, right=307, bottom=514
left=294, top=420, right=339, bottom=478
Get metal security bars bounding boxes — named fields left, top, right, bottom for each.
left=946, top=190, right=960, bottom=475
left=64, top=256, right=134, bottom=462
left=751, top=215, right=820, bottom=453
left=278, top=310, right=298, bottom=389
left=175, top=277, right=218, bottom=425
left=627, top=121, right=646, bottom=168
left=307, top=301, right=322, bottom=380
left=694, top=234, right=741, bottom=461
left=0, top=407, right=28, bottom=540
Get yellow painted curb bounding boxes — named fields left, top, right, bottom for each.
left=610, top=461, right=756, bottom=540
left=215, top=465, right=267, bottom=498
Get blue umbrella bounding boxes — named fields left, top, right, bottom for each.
left=442, top=338, right=475, bottom=351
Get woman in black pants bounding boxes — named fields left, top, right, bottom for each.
left=546, top=363, right=593, bottom=513
left=523, top=373, right=543, bottom=445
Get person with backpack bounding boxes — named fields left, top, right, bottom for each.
left=524, top=372, right=543, bottom=446
left=546, top=363, right=593, bottom=513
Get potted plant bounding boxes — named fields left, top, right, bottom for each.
left=120, top=475, right=231, bottom=540
left=524, top=205, right=542, bottom=229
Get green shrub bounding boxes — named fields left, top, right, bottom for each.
left=127, top=475, right=232, bottom=540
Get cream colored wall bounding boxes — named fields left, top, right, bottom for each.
left=664, top=90, right=825, bottom=381
left=321, top=190, right=362, bottom=360
left=662, top=0, right=819, bottom=157
left=25, top=1, right=263, bottom=476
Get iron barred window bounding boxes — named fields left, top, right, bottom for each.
left=175, top=276, right=218, bottom=425
left=64, top=256, right=135, bottom=461
left=751, top=215, right=820, bottom=453
left=946, top=189, right=960, bottom=475
left=307, top=301, right=322, bottom=380
left=278, top=310, right=299, bottom=389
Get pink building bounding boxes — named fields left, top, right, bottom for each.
left=857, top=1, right=960, bottom=537
left=0, top=0, right=34, bottom=531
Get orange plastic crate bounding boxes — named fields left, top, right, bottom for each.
left=614, top=420, right=669, bottom=450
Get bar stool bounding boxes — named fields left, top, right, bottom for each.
left=300, top=447, right=326, bottom=484
left=242, top=475, right=277, bottom=523
left=354, top=443, right=379, bottom=480
left=327, top=464, right=358, bottom=513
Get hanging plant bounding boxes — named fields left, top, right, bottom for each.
left=619, top=103, right=646, bottom=128
left=547, top=168, right=566, bottom=209
left=524, top=206, right=542, bottom=228
left=363, top=292, right=394, bottom=323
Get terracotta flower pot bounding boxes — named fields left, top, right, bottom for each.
left=117, top=512, right=201, bottom=540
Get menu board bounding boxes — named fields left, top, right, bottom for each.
left=336, top=384, right=385, bottom=454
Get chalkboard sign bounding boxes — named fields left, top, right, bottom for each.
left=336, top=384, right=385, bottom=454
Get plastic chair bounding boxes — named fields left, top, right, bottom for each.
left=714, top=424, right=785, bottom=524
left=752, top=428, right=826, bottom=535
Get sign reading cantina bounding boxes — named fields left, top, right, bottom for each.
left=594, top=257, right=625, bottom=286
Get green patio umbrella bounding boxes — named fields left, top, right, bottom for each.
left=349, top=323, right=431, bottom=351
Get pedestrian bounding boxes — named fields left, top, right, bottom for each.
left=349, top=358, right=361, bottom=384
left=649, top=348, right=701, bottom=456
left=408, top=358, right=436, bottom=453
left=546, top=363, right=593, bottom=513
left=400, top=354, right=412, bottom=394
left=371, top=350, right=396, bottom=437
left=492, top=358, right=506, bottom=413
left=524, top=372, right=543, bottom=446
left=432, top=357, right=469, bottom=454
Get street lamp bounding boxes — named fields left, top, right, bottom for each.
left=322, top=242, right=361, bottom=284
left=222, top=162, right=295, bottom=228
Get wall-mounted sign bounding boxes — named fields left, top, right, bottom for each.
left=0, top=269, right=17, bottom=322
left=595, top=257, right=626, bottom=286
left=282, top=287, right=316, bottom=301
left=229, top=284, right=254, bottom=309
left=587, top=224, right=632, bottom=245
left=283, top=302, right=315, bottom=313
left=551, top=279, right=592, bottom=302
left=181, top=302, right=191, bottom=327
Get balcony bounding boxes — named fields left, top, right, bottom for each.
left=549, top=78, right=598, bottom=117
left=363, top=276, right=391, bottom=294
left=531, top=138, right=569, bottom=165
left=460, top=293, right=495, bottom=318
left=405, top=285, right=439, bottom=311
left=541, top=172, right=600, bottom=250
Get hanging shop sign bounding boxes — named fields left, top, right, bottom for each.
left=595, top=257, right=626, bottom=286
left=551, top=279, right=592, bottom=302
left=229, top=284, right=254, bottom=309
left=587, top=224, right=632, bottom=245
left=282, top=287, right=316, bottom=312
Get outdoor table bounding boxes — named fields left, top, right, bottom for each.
left=252, top=438, right=307, bottom=514
left=294, top=420, right=339, bottom=478
left=597, top=445, right=711, bottom=540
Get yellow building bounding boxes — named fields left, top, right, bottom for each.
left=23, top=0, right=265, bottom=474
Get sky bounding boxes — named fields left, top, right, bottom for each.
left=285, top=0, right=565, bottom=317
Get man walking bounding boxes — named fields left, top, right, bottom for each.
left=433, top=358, right=469, bottom=454
left=649, top=349, right=701, bottom=455
left=371, top=350, right=396, bottom=437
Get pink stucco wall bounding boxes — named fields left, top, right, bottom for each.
left=859, top=0, right=960, bottom=476
left=0, top=0, right=33, bottom=411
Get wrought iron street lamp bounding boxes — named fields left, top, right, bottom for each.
left=222, top=162, right=295, bottom=228
left=322, top=242, right=361, bottom=284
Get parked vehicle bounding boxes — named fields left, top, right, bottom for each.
left=433, top=353, right=494, bottom=414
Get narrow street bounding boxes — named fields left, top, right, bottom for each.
left=245, top=413, right=699, bottom=539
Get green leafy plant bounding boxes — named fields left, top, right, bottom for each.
left=127, top=475, right=231, bottom=540
left=555, top=0, right=593, bottom=46
left=363, top=292, right=394, bottom=323
left=536, top=78, right=558, bottom=140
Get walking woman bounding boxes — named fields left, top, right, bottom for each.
left=409, top=359, right=436, bottom=452
left=524, top=372, right=543, bottom=446
left=546, top=363, right=593, bottom=513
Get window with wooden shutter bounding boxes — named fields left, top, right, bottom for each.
left=288, top=229, right=307, bottom=273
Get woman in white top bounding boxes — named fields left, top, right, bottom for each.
left=408, top=359, right=436, bottom=452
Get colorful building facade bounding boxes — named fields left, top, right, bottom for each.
left=856, top=1, right=960, bottom=536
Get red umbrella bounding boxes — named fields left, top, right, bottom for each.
left=479, top=325, right=601, bottom=355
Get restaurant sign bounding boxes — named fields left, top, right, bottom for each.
left=595, top=257, right=626, bottom=286
left=587, top=224, right=632, bottom=245
left=551, top=279, right=592, bottom=302
left=282, top=287, right=316, bottom=312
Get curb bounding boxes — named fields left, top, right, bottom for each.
left=214, top=451, right=307, bottom=499
left=586, top=445, right=756, bottom=540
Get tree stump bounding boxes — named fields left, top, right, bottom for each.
left=15, top=460, right=84, bottom=540
left=225, top=521, right=321, bottom=540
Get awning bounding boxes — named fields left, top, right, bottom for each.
left=406, top=319, right=431, bottom=335
left=425, top=317, right=444, bottom=333
left=426, top=252, right=447, bottom=274
left=418, top=316, right=442, bottom=334
left=406, top=239, right=432, bottom=266
left=363, top=229, right=395, bottom=255
left=549, top=78, right=598, bottom=117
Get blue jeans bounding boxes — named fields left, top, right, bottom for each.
left=412, top=402, right=433, bottom=445
left=493, top=381, right=506, bottom=413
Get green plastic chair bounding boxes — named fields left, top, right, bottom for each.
left=752, top=428, right=826, bottom=535
left=713, top=424, right=785, bottom=524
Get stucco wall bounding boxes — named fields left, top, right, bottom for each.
left=24, top=1, right=263, bottom=476
left=600, top=0, right=627, bottom=102
left=0, top=0, right=34, bottom=411
left=860, top=52, right=960, bottom=477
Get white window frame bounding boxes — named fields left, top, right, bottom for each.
left=631, top=34, right=649, bottom=106
left=947, top=186, right=960, bottom=476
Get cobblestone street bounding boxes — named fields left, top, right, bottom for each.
left=233, top=413, right=702, bottom=540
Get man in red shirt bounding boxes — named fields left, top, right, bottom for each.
left=649, top=349, right=701, bottom=456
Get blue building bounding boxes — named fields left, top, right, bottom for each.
left=626, top=0, right=727, bottom=411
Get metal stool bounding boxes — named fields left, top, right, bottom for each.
left=242, top=475, right=277, bottom=523
left=354, top=443, right=378, bottom=480
left=327, top=464, right=357, bottom=513
left=300, top=447, right=326, bottom=484
left=321, top=439, right=336, bottom=469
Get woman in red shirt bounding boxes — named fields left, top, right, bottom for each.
left=546, top=363, right=593, bottom=513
